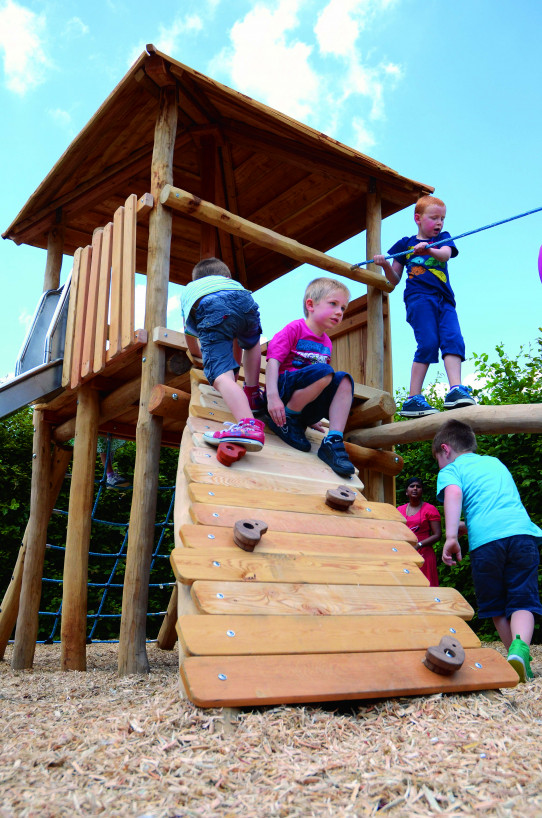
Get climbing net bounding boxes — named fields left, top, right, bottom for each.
left=37, top=438, right=176, bottom=643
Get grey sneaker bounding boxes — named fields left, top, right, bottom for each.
left=444, top=385, right=476, bottom=409
left=399, top=394, right=438, bottom=418
left=106, top=471, right=132, bottom=489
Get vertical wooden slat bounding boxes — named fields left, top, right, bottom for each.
left=118, top=86, right=177, bottom=676
left=81, top=229, right=103, bottom=379
left=11, top=410, right=51, bottom=669
left=69, top=245, right=93, bottom=389
left=61, top=385, right=99, bottom=671
left=121, top=194, right=137, bottom=350
left=0, top=445, right=72, bottom=658
left=108, top=205, right=125, bottom=359
left=93, top=221, right=113, bottom=374
left=44, top=220, right=65, bottom=292
left=199, top=134, right=218, bottom=259
left=61, top=247, right=82, bottom=387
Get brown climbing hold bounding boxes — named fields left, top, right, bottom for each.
left=325, top=485, right=357, bottom=511
left=423, top=635, right=466, bottom=675
left=217, top=442, right=247, bottom=467
left=233, top=519, right=269, bottom=551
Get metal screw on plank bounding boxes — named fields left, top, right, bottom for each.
left=142, top=357, right=146, bottom=362
left=227, top=630, right=235, bottom=638
left=212, top=512, right=219, bottom=518
left=403, top=569, right=410, bottom=574
left=449, top=627, right=457, bottom=634
left=392, top=547, right=398, bottom=552
left=172, top=393, right=178, bottom=400
left=208, top=491, right=215, bottom=496
left=475, top=662, right=483, bottom=669
left=216, top=593, right=224, bottom=598
left=207, top=534, right=215, bottom=539
left=212, top=561, right=221, bottom=567
left=218, top=673, right=227, bottom=681
left=434, top=597, right=441, bottom=603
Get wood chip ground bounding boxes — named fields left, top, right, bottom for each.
left=1, top=643, right=541, bottom=817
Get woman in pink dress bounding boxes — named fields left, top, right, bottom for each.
left=397, top=476, right=442, bottom=586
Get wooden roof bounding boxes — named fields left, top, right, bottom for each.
left=3, top=45, right=432, bottom=291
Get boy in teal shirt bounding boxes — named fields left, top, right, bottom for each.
left=433, top=419, right=542, bottom=682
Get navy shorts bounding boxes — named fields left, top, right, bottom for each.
left=405, top=291, right=465, bottom=364
left=277, top=363, right=353, bottom=426
left=194, top=290, right=262, bottom=385
left=469, top=535, right=542, bottom=619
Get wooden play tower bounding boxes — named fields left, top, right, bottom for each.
left=0, top=46, right=525, bottom=703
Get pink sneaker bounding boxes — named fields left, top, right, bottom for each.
left=202, top=418, right=265, bottom=452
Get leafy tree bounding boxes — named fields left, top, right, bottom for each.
left=396, top=334, right=542, bottom=641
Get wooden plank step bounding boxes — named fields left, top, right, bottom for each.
left=188, top=483, right=404, bottom=522
left=188, top=415, right=324, bottom=451
left=191, top=581, right=474, bottom=618
left=181, top=649, right=518, bottom=707
left=178, top=524, right=423, bottom=564
left=190, top=503, right=417, bottom=543
left=170, top=549, right=427, bottom=586
left=185, top=462, right=360, bottom=496
left=190, top=447, right=364, bottom=487
left=177, top=613, right=479, bottom=656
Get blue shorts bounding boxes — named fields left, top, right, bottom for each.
left=277, top=363, right=353, bottom=426
left=193, top=290, right=262, bottom=385
left=405, top=291, right=465, bottom=364
left=469, top=535, right=542, bottom=619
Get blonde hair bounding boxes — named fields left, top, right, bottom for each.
left=303, top=277, right=350, bottom=318
left=415, top=195, right=446, bottom=217
left=192, top=257, right=232, bottom=280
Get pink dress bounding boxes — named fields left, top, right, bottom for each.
left=397, top=501, right=441, bottom=586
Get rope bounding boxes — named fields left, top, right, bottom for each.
left=351, top=204, right=542, bottom=269
left=35, top=436, right=176, bottom=644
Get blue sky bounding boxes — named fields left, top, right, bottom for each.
left=1, top=0, right=541, bottom=396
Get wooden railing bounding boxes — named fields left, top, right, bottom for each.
left=61, top=193, right=153, bottom=390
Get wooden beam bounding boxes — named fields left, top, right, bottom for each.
left=61, top=386, right=99, bottom=671
left=345, top=392, right=397, bottom=430
left=118, top=86, right=178, bottom=675
left=349, top=404, right=542, bottom=448
left=44, top=217, right=65, bottom=291
left=10, top=411, right=52, bottom=669
left=160, top=185, right=393, bottom=292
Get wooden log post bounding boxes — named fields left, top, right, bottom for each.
left=364, top=182, right=386, bottom=503
left=0, top=445, right=72, bottom=658
left=11, top=411, right=52, bottom=669
left=118, top=85, right=178, bottom=675
left=43, top=216, right=65, bottom=292
left=61, top=386, right=99, bottom=671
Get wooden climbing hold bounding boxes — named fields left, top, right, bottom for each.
left=217, top=442, right=247, bottom=467
left=423, top=635, right=466, bottom=675
left=233, top=519, right=269, bottom=551
left=325, top=485, right=357, bottom=511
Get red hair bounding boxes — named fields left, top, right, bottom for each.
left=415, top=195, right=445, bottom=216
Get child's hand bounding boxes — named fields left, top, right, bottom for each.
left=413, top=242, right=429, bottom=254
left=442, top=537, right=462, bottom=566
left=373, top=254, right=386, bottom=266
left=266, top=395, right=286, bottom=428
left=310, top=421, right=326, bottom=433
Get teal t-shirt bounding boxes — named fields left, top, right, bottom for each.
left=436, top=452, right=542, bottom=551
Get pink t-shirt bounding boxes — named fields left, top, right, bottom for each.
left=266, top=319, right=332, bottom=375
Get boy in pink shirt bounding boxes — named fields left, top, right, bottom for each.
left=265, top=277, right=355, bottom=477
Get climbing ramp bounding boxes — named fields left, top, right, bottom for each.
left=170, top=369, right=518, bottom=707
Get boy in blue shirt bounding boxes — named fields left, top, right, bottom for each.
left=433, top=419, right=542, bottom=682
left=181, top=257, right=265, bottom=450
left=374, top=195, right=475, bottom=417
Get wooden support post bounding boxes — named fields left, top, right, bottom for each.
left=0, top=445, right=72, bottom=658
left=11, top=411, right=52, bottom=669
left=43, top=217, right=65, bottom=292
left=364, top=182, right=385, bottom=503
left=199, top=134, right=218, bottom=258
left=118, top=86, right=178, bottom=675
left=61, top=386, right=99, bottom=671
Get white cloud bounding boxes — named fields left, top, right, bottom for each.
left=210, top=0, right=319, bottom=122
left=128, top=14, right=203, bottom=67
left=0, top=0, right=50, bottom=94
left=48, top=107, right=73, bottom=132
left=351, top=117, right=376, bottom=153
left=65, top=17, right=89, bottom=37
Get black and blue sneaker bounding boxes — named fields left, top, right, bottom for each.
left=399, top=394, right=438, bottom=418
left=265, top=413, right=311, bottom=452
left=444, top=385, right=476, bottom=410
left=317, top=435, right=355, bottom=478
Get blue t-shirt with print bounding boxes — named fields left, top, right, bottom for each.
left=389, top=232, right=458, bottom=306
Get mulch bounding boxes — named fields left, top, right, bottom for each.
left=1, top=642, right=541, bottom=817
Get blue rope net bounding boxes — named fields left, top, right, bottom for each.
left=36, top=437, right=176, bottom=644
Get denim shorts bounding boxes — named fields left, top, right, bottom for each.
left=277, top=363, right=353, bottom=426
left=194, top=290, right=262, bottom=385
left=469, top=535, right=542, bottom=618
left=405, top=291, right=465, bottom=363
